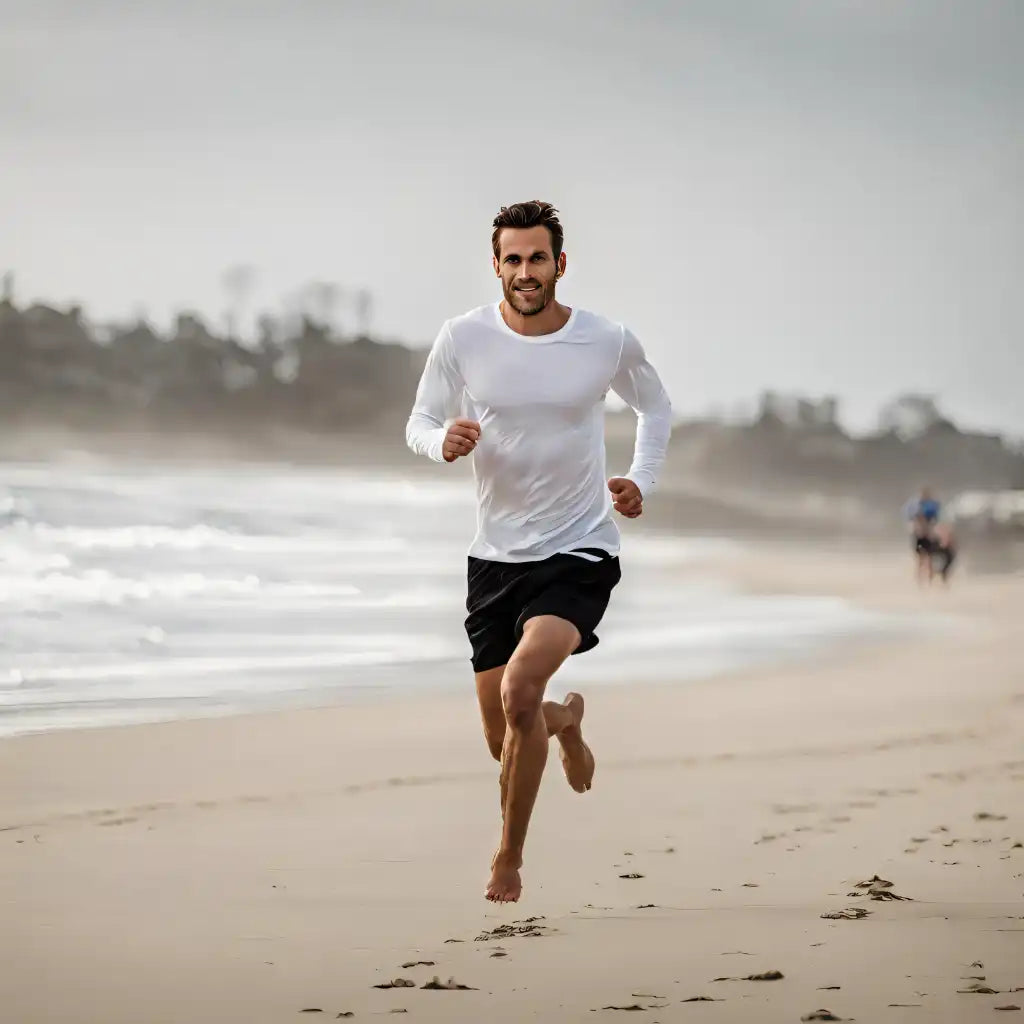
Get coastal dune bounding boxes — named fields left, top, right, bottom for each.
left=2, top=548, right=1022, bottom=1023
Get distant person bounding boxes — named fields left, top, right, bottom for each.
left=904, top=487, right=941, bottom=584
left=405, top=201, right=672, bottom=903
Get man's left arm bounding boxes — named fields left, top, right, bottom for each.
left=608, top=326, right=673, bottom=516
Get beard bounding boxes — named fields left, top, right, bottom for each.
left=503, top=275, right=556, bottom=316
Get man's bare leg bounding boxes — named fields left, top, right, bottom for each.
left=485, top=614, right=581, bottom=903
left=475, top=670, right=594, bottom=792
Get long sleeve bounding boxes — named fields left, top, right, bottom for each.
left=610, top=326, right=672, bottom=496
left=405, top=321, right=466, bottom=463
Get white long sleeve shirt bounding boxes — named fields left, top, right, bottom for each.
left=406, top=302, right=672, bottom=562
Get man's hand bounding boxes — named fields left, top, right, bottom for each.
left=442, top=418, right=481, bottom=462
left=608, top=477, right=643, bottom=518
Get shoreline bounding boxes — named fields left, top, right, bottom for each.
left=0, top=536, right=936, bottom=742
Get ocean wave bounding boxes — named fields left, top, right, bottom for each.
left=2, top=464, right=474, bottom=509
left=0, top=634, right=462, bottom=702
left=1, top=521, right=413, bottom=554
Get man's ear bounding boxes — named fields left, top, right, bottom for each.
left=493, top=256, right=500, bottom=277
left=555, top=251, right=567, bottom=279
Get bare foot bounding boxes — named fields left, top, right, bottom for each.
left=486, top=852, right=523, bottom=902
left=557, top=692, right=595, bottom=793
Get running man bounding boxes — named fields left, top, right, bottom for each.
left=405, top=201, right=672, bottom=902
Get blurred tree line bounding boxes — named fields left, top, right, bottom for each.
left=0, top=270, right=425, bottom=436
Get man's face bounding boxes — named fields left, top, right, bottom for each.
left=493, top=226, right=566, bottom=316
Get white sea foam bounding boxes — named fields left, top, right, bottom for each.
left=0, top=461, right=906, bottom=737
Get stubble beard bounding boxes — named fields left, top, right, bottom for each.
left=504, top=276, right=556, bottom=317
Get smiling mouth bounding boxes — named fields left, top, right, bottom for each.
left=515, top=284, right=540, bottom=292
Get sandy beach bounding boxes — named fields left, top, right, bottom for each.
left=3, top=544, right=1022, bottom=1024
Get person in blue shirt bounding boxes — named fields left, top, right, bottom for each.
left=903, top=487, right=941, bottom=584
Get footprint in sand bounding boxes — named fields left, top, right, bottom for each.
left=957, top=982, right=1001, bottom=994
left=475, top=918, right=549, bottom=941
left=849, top=887, right=912, bottom=901
left=821, top=908, right=870, bottom=920
left=422, top=976, right=476, bottom=990
left=713, top=971, right=784, bottom=982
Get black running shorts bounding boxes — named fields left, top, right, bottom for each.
left=464, top=548, right=622, bottom=673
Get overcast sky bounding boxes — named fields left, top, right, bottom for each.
left=3, top=0, right=1022, bottom=435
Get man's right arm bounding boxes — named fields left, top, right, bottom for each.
left=405, top=322, right=465, bottom=463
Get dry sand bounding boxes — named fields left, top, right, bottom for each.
left=2, top=547, right=1022, bottom=1023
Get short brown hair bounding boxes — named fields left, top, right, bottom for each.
left=491, top=201, right=564, bottom=261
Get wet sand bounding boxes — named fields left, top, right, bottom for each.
left=2, top=546, right=1022, bottom=1023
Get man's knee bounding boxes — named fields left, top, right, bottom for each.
left=501, top=666, right=545, bottom=733
left=501, top=615, right=579, bottom=730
